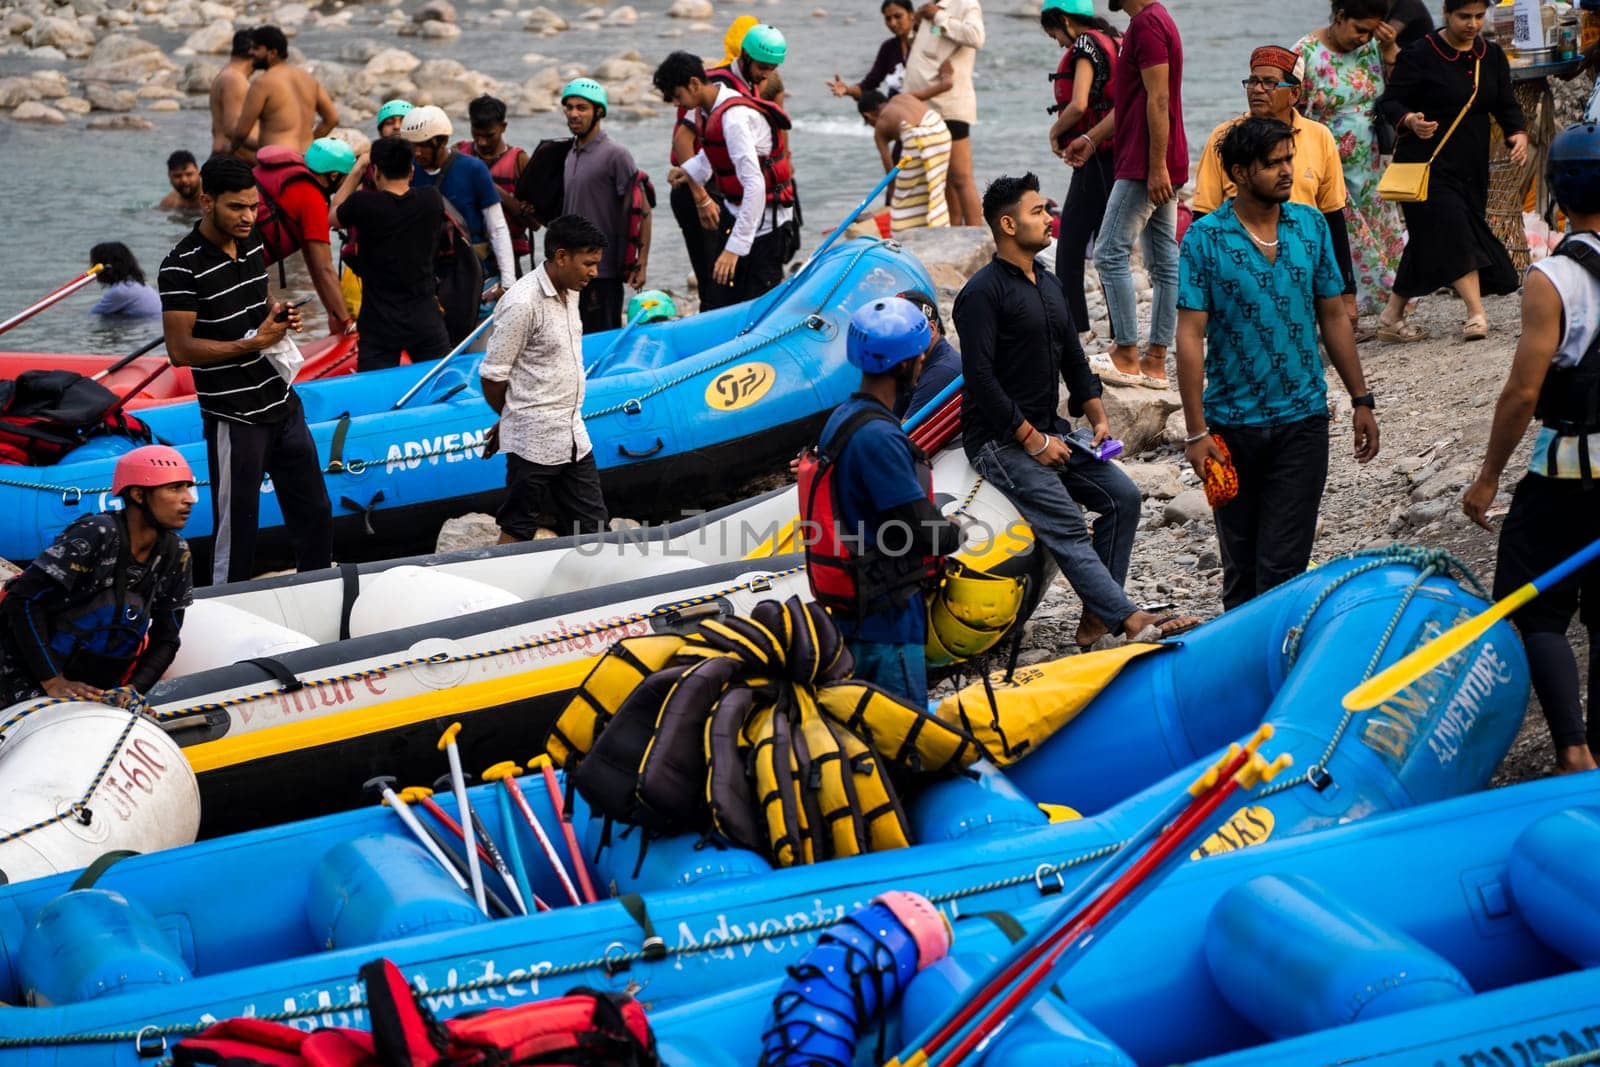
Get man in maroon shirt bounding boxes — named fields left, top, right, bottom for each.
left=1066, top=0, right=1187, bottom=387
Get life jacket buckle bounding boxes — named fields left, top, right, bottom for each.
left=1034, top=863, right=1064, bottom=896
left=134, top=1026, right=167, bottom=1059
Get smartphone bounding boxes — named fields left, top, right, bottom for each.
left=1064, top=427, right=1123, bottom=462
left=273, top=298, right=311, bottom=323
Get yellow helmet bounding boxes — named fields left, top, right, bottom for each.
left=924, top=563, right=1026, bottom=668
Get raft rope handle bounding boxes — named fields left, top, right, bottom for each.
left=0, top=691, right=149, bottom=847
left=0, top=241, right=899, bottom=500
left=0, top=550, right=1492, bottom=1050
left=1262, top=545, right=1487, bottom=800
left=122, top=567, right=804, bottom=725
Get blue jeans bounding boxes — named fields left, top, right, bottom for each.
left=850, top=640, right=928, bottom=707
left=1095, top=178, right=1179, bottom=350
left=972, top=439, right=1141, bottom=633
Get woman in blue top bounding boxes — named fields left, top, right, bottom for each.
left=88, top=243, right=161, bottom=319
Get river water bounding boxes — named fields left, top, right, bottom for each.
left=0, top=0, right=1313, bottom=354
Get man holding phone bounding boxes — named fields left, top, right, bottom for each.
left=159, top=154, right=334, bottom=585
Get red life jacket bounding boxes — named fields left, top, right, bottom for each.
left=623, top=170, right=657, bottom=276
left=797, top=401, right=938, bottom=618
left=173, top=958, right=660, bottom=1067
left=252, top=144, right=324, bottom=266
left=695, top=93, right=797, bottom=210
left=456, top=140, right=531, bottom=256
left=1049, top=29, right=1118, bottom=153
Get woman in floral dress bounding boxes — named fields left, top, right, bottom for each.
left=1296, top=0, right=1412, bottom=334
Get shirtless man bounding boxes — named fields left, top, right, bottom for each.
left=158, top=150, right=203, bottom=213
left=210, top=30, right=258, bottom=162
left=858, top=89, right=953, bottom=231
left=228, top=25, right=337, bottom=156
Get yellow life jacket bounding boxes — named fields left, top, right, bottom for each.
left=546, top=635, right=687, bottom=768
left=816, top=680, right=988, bottom=774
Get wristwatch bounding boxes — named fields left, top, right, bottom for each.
left=1350, top=393, right=1376, bottom=410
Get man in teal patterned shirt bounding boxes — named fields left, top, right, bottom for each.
left=1175, top=116, right=1379, bottom=609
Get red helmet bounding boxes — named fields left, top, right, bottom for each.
left=112, top=445, right=195, bottom=495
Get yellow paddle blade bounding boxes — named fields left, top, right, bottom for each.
left=1341, top=583, right=1537, bottom=711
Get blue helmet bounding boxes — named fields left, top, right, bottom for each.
left=1549, top=122, right=1600, bottom=214
left=846, top=297, right=933, bottom=374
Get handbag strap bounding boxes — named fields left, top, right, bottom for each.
left=1427, top=56, right=1481, bottom=164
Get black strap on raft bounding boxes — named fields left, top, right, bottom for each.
left=244, top=656, right=303, bottom=693
left=618, top=892, right=667, bottom=962
left=70, top=849, right=142, bottom=891
left=338, top=562, right=360, bottom=642
left=340, top=490, right=386, bottom=537
left=326, top=412, right=352, bottom=473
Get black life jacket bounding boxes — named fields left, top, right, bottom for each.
left=797, top=399, right=939, bottom=619
left=513, top=137, right=575, bottom=230
left=0, top=371, right=152, bottom=467
left=6, top=513, right=180, bottom=688
left=1536, top=236, right=1600, bottom=479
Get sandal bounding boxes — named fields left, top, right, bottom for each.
left=1132, top=613, right=1202, bottom=642
left=1090, top=355, right=1146, bottom=388
left=1374, top=318, right=1429, bottom=344
left=1462, top=313, right=1489, bottom=341
left=1353, top=325, right=1378, bottom=344
left=1137, top=351, right=1172, bottom=390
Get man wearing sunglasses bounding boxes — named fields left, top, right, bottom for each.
left=1191, top=46, right=1357, bottom=330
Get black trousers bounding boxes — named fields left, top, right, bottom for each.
left=1212, top=416, right=1330, bottom=610
left=497, top=451, right=609, bottom=539
left=1056, top=151, right=1115, bottom=330
left=670, top=180, right=722, bottom=299
left=700, top=217, right=787, bottom=312
left=203, top=390, right=334, bottom=585
left=356, top=313, right=451, bottom=373
left=579, top=278, right=625, bottom=334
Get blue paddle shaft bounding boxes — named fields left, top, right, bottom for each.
left=901, top=374, right=964, bottom=433
left=393, top=314, right=495, bottom=411
left=1537, top=535, right=1600, bottom=591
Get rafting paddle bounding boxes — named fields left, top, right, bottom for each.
left=0, top=264, right=104, bottom=336
left=484, top=760, right=584, bottom=906
left=1342, top=534, right=1600, bottom=711
left=89, top=336, right=166, bottom=382
left=739, top=159, right=905, bottom=336
left=392, top=313, right=495, bottom=411
left=438, top=724, right=488, bottom=915
left=529, top=754, right=599, bottom=903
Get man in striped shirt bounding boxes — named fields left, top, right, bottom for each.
left=159, top=155, right=334, bottom=585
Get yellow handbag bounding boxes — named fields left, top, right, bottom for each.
left=1378, top=57, right=1480, bottom=204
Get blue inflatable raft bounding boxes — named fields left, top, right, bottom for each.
left=0, top=551, right=1532, bottom=1062
left=0, top=239, right=930, bottom=573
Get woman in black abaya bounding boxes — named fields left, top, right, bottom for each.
left=1376, top=0, right=1527, bottom=342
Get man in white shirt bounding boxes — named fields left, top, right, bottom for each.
left=655, top=47, right=798, bottom=310
left=479, top=215, right=610, bottom=541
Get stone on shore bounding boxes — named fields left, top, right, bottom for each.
left=667, top=0, right=714, bottom=17
left=1120, top=460, right=1183, bottom=501
left=605, top=6, right=639, bottom=25
left=436, top=513, right=501, bottom=553
left=81, top=35, right=179, bottom=82
left=24, top=70, right=71, bottom=99
left=25, top=17, right=94, bottom=56
left=1162, top=489, right=1212, bottom=527
left=180, top=59, right=220, bottom=93
left=87, top=113, right=154, bottom=130
left=417, top=20, right=462, bottom=39
left=1095, top=383, right=1180, bottom=455
left=177, top=21, right=235, bottom=55
left=415, top=0, right=458, bottom=22
left=364, top=47, right=422, bottom=77
left=523, top=6, right=568, bottom=31
left=12, top=101, right=66, bottom=124
left=0, top=78, right=36, bottom=109
left=85, top=83, right=138, bottom=111
left=888, top=226, right=994, bottom=298
left=55, top=95, right=91, bottom=115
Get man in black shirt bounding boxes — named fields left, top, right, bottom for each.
left=159, top=154, right=334, bottom=585
left=329, top=135, right=451, bottom=372
left=956, top=173, right=1197, bottom=647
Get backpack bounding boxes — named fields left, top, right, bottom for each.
left=0, top=370, right=152, bottom=467
left=432, top=153, right=487, bottom=347
left=796, top=403, right=938, bottom=619
left=622, top=171, right=656, bottom=278
left=173, top=958, right=660, bottom=1067
left=513, top=138, right=574, bottom=230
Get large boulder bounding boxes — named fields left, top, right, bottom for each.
left=667, top=0, right=713, bottom=17
left=436, top=513, right=501, bottom=553
left=415, top=0, right=458, bottom=22
left=26, top=70, right=72, bottom=99
left=364, top=47, right=421, bottom=77
left=1090, top=382, right=1181, bottom=455
left=411, top=59, right=495, bottom=110
left=523, top=6, right=568, bottom=31
left=180, top=59, right=221, bottom=94
left=418, top=20, right=462, bottom=39
left=591, top=50, right=651, bottom=82
left=82, top=34, right=179, bottom=82
left=12, top=101, right=66, bottom=124
left=177, top=21, right=235, bottom=55
left=887, top=226, right=994, bottom=298
left=25, top=17, right=94, bottom=53
left=85, top=83, right=138, bottom=111
left=0, top=78, right=37, bottom=109
left=3, top=12, right=36, bottom=37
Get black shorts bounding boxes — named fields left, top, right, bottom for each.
left=497, top=451, right=608, bottom=539
left=945, top=120, right=971, bottom=141
left=1493, top=473, right=1600, bottom=633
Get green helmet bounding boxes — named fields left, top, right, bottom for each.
left=1041, top=0, right=1097, bottom=15
left=627, top=290, right=677, bottom=324
left=304, top=136, right=356, bottom=176
left=741, top=23, right=787, bottom=66
left=560, top=77, right=608, bottom=114
left=376, top=99, right=413, bottom=127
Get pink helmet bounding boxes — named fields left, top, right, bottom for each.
left=112, top=445, right=195, bottom=495
left=873, top=891, right=952, bottom=971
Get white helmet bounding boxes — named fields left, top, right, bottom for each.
left=398, top=104, right=452, bottom=142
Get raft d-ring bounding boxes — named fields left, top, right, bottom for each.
left=61, top=488, right=82, bottom=507
left=601, top=940, right=633, bottom=977
left=749, top=574, right=773, bottom=593
left=623, top=398, right=643, bottom=416
left=426, top=651, right=451, bottom=665
left=1034, top=863, right=1064, bottom=897
left=1308, top=765, right=1334, bottom=792
left=346, top=458, right=368, bottom=476
left=134, top=1026, right=167, bottom=1059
